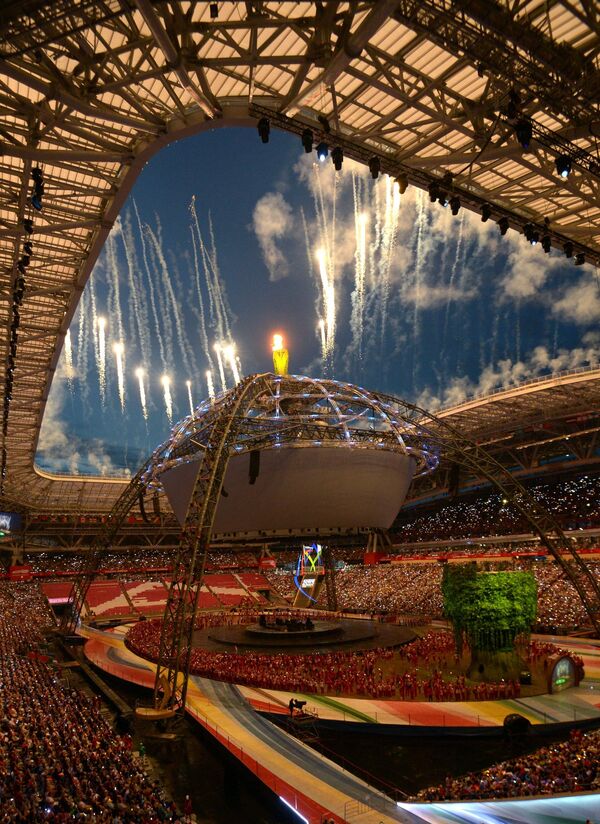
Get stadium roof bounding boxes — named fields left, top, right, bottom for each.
left=1, top=1, right=599, bottom=512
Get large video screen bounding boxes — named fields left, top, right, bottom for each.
left=0, top=512, right=22, bottom=533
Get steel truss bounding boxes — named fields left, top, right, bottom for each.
left=62, top=373, right=600, bottom=714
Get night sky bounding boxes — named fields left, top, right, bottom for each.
left=37, top=126, right=600, bottom=476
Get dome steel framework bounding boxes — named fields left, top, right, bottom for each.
left=0, top=1, right=600, bottom=512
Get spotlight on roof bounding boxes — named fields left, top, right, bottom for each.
left=575, top=252, right=585, bottom=266
left=541, top=234, right=551, bottom=253
left=23, top=219, right=33, bottom=235
left=368, top=156, right=381, bottom=179
left=563, top=241, right=574, bottom=258
left=23, top=242, right=33, bottom=255
left=428, top=182, right=439, bottom=203
left=438, top=190, right=449, bottom=207
left=498, top=216, right=509, bottom=236
left=257, top=117, right=270, bottom=144
left=31, top=194, right=43, bottom=212
left=395, top=173, right=408, bottom=194
left=480, top=204, right=492, bottom=222
left=209, top=2, right=218, bottom=18
left=301, top=128, right=313, bottom=154
left=515, top=119, right=532, bottom=150
left=555, top=155, right=571, bottom=179
left=450, top=196, right=460, bottom=216
left=331, top=146, right=343, bottom=171
left=316, top=141, right=328, bottom=161
left=524, top=223, right=537, bottom=245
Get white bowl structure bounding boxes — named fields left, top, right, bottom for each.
left=144, top=374, right=437, bottom=537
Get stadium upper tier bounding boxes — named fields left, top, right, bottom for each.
left=1, top=1, right=600, bottom=514
left=3, top=365, right=598, bottom=515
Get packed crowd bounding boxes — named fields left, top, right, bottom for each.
left=415, top=729, right=600, bottom=800
left=264, top=560, right=600, bottom=631
left=126, top=619, right=560, bottom=702
left=394, top=474, right=600, bottom=542
left=0, top=583, right=176, bottom=822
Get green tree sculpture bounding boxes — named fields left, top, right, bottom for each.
left=442, top=564, right=537, bottom=681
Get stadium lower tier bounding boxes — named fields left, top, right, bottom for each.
left=83, top=623, right=600, bottom=823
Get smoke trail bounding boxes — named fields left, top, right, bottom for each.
left=352, top=210, right=367, bottom=364
left=122, top=210, right=151, bottom=366
left=105, top=224, right=125, bottom=347
left=113, top=342, right=125, bottom=413
left=75, top=290, right=89, bottom=404
left=412, top=190, right=427, bottom=391
left=136, top=367, right=148, bottom=421
left=316, top=247, right=335, bottom=369
left=133, top=200, right=168, bottom=374
left=379, top=177, right=401, bottom=358
left=98, top=316, right=107, bottom=404
left=64, top=329, right=74, bottom=391
left=145, top=222, right=193, bottom=376
left=189, top=197, right=215, bottom=372
left=186, top=380, right=194, bottom=416
left=161, top=374, right=173, bottom=423
left=515, top=298, right=521, bottom=362
left=442, top=209, right=465, bottom=350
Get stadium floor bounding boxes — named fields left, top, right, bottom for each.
left=82, top=625, right=600, bottom=823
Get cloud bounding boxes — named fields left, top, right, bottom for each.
left=37, top=374, right=130, bottom=477
left=552, top=274, right=600, bottom=324
left=252, top=192, right=293, bottom=281
left=416, top=344, right=600, bottom=411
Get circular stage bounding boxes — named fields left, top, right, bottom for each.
left=201, top=619, right=416, bottom=652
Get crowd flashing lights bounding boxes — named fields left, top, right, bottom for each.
left=556, top=155, right=571, bottom=178
left=316, top=141, right=328, bottom=161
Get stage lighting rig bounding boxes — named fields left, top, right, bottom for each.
left=301, top=128, right=313, bottom=153
left=450, top=196, right=460, bottom=216
left=427, top=181, right=439, bottom=202
left=555, top=155, right=571, bottom=179
left=257, top=117, right=270, bottom=143
left=316, top=141, right=328, bottom=161
left=563, top=241, right=574, bottom=258
left=480, top=204, right=492, bottom=222
left=575, top=252, right=585, bottom=266
left=395, top=173, right=408, bottom=194
left=331, top=146, right=343, bottom=171
left=368, top=156, right=380, bottom=179
left=498, top=217, right=509, bottom=236
left=541, top=234, right=551, bottom=253
left=515, top=119, right=532, bottom=150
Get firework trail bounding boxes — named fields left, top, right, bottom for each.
left=208, top=215, right=234, bottom=342
left=75, top=291, right=89, bottom=403
left=352, top=210, right=368, bottom=362
left=206, top=370, right=215, bottom=402
left=161, top=374, right=173, bottom=424
left=214, top=343, right=227, bottom=392
left=105, top=224, right=125, bottom=347
left=442, top=208, right=465, bottom=353
left=379, top=177, right=401, bottom=356
left=133, top=201, right=168, bottom=374
left=122, top=211, right=151, bottom=366
left=189, top=197, right=215, bottom=371
left=186, top=380, right=194, bottom=416
left=64, top=329, right=74, bottom=390
left=113, top=342, right=125, bottom=413
left=318, top=319, right=326, bottom=359
left=224, top=344, right=241, bottom=384
left=145, top=222, right=193, bottom=376
left=411, top=190, right=427, bottom=391
left=301, top=207, right=326, bottom=362
left=316, top=247, right=335, bottom=368
left=135, top=367, right=148, bottom=421
left=98, top=316, right=107, bottom=404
